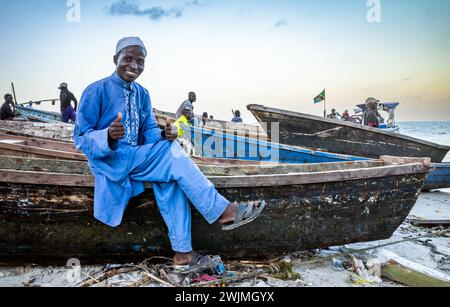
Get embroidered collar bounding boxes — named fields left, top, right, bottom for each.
left=111, top=72, right=133, bottom=91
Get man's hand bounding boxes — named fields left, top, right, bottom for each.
left=165, top=118, right=178, bottom=142
left=109, top=112, right=125, bottom=140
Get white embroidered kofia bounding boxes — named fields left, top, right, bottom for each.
left=124, top=88, right=140, bottom=146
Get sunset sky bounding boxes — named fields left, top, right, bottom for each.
left=1, top=0, right=449, bottom=122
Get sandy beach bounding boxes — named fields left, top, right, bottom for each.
left=1, top=188, right=448, bottom=288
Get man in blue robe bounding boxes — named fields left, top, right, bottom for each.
left=74, top=37, right=263, bottom=266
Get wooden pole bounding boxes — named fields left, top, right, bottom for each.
left=324, top=98, right=327, bottom=118
left=11, top=82, right=18, bottom=105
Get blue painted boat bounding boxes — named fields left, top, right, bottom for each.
left=185, top=126, right=449, bottom=190
left=15, top=106, right=62, bottom=123
left=186, top=126, right=366, bottom=164
left=423, top=163, right=450, bottom=191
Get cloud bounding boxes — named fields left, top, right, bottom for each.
left=108, top=0, right=204, bottom=21
left=186, top=0, right=206, bottom=7
left=402, top=77, right=412, bottom=81
left=274, top=19, right=288, bottom=28
left=425, top=8, right=437, bottom=16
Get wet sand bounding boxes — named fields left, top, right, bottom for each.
left=0, top=189, right=449, bottom=287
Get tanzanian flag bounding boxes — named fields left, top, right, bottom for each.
left=314, top=89, right=326, bottom=104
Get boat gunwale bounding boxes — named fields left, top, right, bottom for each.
left=0, top=161, right=427, bottom=188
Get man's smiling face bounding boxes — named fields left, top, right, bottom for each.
left=114, top=46, right=146, bottom=83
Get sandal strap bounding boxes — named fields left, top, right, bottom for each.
left=235, top=201, right=257, bottom=224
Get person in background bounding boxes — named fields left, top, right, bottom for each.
left=176, top=92, right=196, bottom=119
left=341, top=110, right=350, bottom=121
left=59, top=82, right=78, bottom=123
left=363, top=97, right=380, bottom=128
left=201, top=112, right=209, bottom=126
left=385, top=107, right=396, bottom=128
left=231, top=110, right=243, bottom=123
left=210, top=115, right=214, bottom=120
left=174, top=107, right=194, bottom=138
left=0, top=94, right=15, bottom=120
left=327, top=109, right=341, bottom=120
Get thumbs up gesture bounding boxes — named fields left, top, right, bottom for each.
left=165, top=118, right=178, bottom=142
left=108, top=112, right=125, bottom=140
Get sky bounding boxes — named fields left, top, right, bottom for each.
left=1, top=0, right=449, bottom=122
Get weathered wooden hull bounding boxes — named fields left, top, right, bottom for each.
left=247, top=104, right=450, bottom=163
left=0, top=156, right=428, bottom=264
left=180, top=127, right=448, bottom=190
left=0, top=121, right=74, bottom=141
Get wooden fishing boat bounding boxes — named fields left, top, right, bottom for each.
left=15, top=106, right=62, bottom=123
left=0, top=155, right=429, bottom=264
left=186, top=126, right=365, bottom=164
left=247, top=104, right=450, bottom=163
left=0, top=128, right=446, bottom=190
left=422, top=163, right=450, bottom=191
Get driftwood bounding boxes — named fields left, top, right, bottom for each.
left=378, top=250, right=450, bottom=287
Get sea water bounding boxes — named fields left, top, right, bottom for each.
left=398, top=121, right=450, bottom=162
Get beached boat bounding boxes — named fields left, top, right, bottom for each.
left=247, top=104, right=450, bottom=163
left=0, top=154, right=429, bottom=263
left=15, top=106, right=62, bottom=123
left=0, top=127, right=447, bottom=190
left=186, top=126, right=365, bottom=164
left=422, top=163, right=450, bottom=191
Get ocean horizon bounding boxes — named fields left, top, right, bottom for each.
left=397, top=121, right=450, bottom=162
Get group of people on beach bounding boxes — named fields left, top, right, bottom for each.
left=327, top=108, right=361, bottom=123
left=327, top=97, right=395, bottom=129
left=0, top=83, right=79, bottom=124
left=173, top=91, right=244, bottom=138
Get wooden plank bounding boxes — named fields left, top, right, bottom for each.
left=0, top=142, right=86, bottom=161
left=411, top=219, right=450, bottom=227
left=0, top=139, right=25, bottom=145
left=0, top=162, right=426, bottom=188
left=0, top=156, right=91, bottom=174
left=0, top=133, right=77, bottom=152
left=211, top=163, right=426, bottom=188
left=0, top=128, right=73, bottom=142
left=0, top=170, right=94, bottom=187
left=381, top=156, right=431, bottom=167
left=379, top=250, right=450, bottom=287
left=0, top=155, right=386, bottom=177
